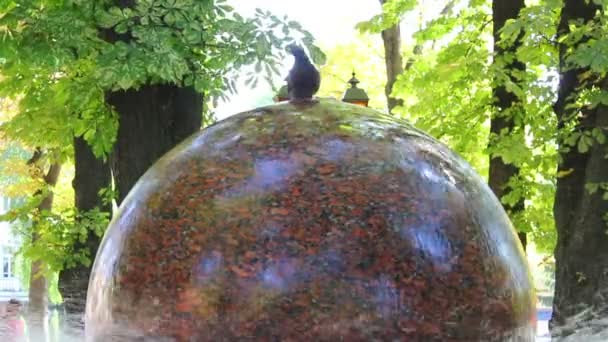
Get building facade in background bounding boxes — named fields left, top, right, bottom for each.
left=0, top=196, right=26, bottom=303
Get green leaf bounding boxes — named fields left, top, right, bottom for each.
left=578, top=135, right=590, bottom=153
left=586, top=183, right=600, bottom=194
left=592, top=127, right=606, bottom=144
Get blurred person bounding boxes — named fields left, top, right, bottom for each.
left=1, top=299, right=26, bottom=341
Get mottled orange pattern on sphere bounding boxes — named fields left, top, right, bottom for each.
left=86, top=99, right=536, bottom=341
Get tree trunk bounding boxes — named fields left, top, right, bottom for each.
left=379, top=1, right=454, bottom=113
left=58, top=0, right=202, bottom=323
left=28, top=259, right=48, bottom=341
left=551, top=0, right=608, bottom=337
left=108, top=84, right=203, bottom=204
left=27, top=150, right=61, bottom=340
left=58, top=137, right=111, bottom=325
left=489, top=0, right=527, bottom=251
left=100, top=1, right=204, bottom=204
left=379, top=0, right=404, bottom=113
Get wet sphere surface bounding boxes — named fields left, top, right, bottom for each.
left=86, top=99, right=535, bottom=341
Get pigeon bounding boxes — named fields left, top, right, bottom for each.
left=286, top=44, right=320, bottom=100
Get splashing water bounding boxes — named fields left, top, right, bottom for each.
left=0, top=309, right=84, bottom=342
left=2, top=306, right=607, bottom=341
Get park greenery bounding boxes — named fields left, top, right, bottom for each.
left=0, top=0, right=607, bottom=337
left=358, top=0, right=560, bottom=253
left=0, top=0, right=325, bottom=313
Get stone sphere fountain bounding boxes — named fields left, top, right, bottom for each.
left=85, top=98, right=536, bottom=341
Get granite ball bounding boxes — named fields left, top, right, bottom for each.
left=85, top=99, right=536, bottom=341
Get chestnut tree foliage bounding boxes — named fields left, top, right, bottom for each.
left=0, top=0, right=324, bottom=156
left=362, top=0, right=559, bottom=251
left=0, top=0, right=323, bottom=306
left=364, top=0, right=608, bottom=336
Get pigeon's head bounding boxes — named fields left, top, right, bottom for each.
left=287, top=44, right=309, bottom=62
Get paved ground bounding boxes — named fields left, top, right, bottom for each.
left=537, top=308, right=552, bottom=341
